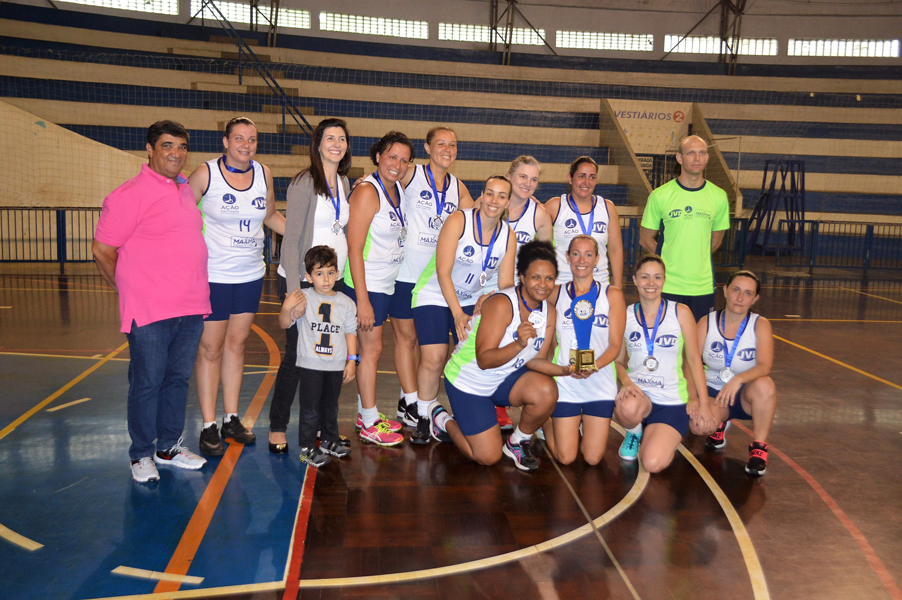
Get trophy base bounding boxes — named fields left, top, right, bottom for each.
left=570, top=348, right=596, bottom=372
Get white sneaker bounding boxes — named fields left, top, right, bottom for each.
left=154, top=437, right=207, bottom=470
left=131, top=457, right=160, bottom=482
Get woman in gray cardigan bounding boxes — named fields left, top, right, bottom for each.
left=269, top=118, right=352, bottom=453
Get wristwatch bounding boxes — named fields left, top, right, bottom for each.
left=347, top=354, right=360, bottom=365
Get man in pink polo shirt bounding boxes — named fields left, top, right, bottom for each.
left=93, top=120, right=212, bottom=483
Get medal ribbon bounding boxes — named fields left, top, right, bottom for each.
left=475, top=209, right=500, bottom=277
left=567, top=194, right=595, bottom=236
left=636, top=301, right=665, bottom=360
left=720, top=310, right=750, bottom=369
left=426, top=164, right=449, bottom=218
left=517, top=285, right=541, bottom=319
left=326, top=180, right=341, bottom=224
left=373, top=172, right=405, bottom=228
left=568, top=280, right=598, bottom=350
left=221, top=155, right=253, bottom=174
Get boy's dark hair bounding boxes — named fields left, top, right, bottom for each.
left=147, top=120, right=189, bottom=147
left=305, top=245, right=338, bottom=274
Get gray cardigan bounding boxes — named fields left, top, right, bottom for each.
left=280, top=172, right=351, bottom=295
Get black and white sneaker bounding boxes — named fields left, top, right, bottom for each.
left=503, top=438, right=540, bottom=471
left=299, top=447, right=331, bottom=467
left=320, top=439, right=351, bottom=459
left=410, top=415, right=431, bottom=445
left=221, top=415, right=256, bottom=445
left=398, top=398, right=419, bottom=427
left=199, top=424, right=225, bottom=456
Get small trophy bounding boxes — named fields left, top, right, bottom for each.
left=569, top=340, right=596, bottom=372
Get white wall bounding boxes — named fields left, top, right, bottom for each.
left=6, top=0, right=902, bottom=66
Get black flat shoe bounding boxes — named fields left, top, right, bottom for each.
left=269, top=442, right=289, bottom=454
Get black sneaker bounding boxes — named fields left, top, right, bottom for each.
left=339, top=435, right=351, bottom=447
left=745, top=441, right=768, bottom=477
left=706, top=420, right=730, bottom=450
left=221, top=415, right=256, bottom=444
left=410, top=415, right=431, bottom=445
left=320, top=439, right=351, bottom=458
left=399, top=398, right=419, bottom=427
left=299, top=446, right=331, bottom=467
left=199, top=424, right=225, bottom=456
left=503, top=438, right=539, bottom=471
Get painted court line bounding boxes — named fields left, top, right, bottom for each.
left=676, top=446, right=770, bottom=600
left=111, top=567, right=203, bottom=585
left=731, top=422, right=902, bottom=600
left=46, top=397, right=92, bottom=412
left=282, top=466, right=318, bottom=600
left=773, top=335, right=902, bottom=392
left=0, top=342, right=129, bottom=443
left=0, top=523, right=43, bottom=551
left=841, top=287, right=902, bottom=305
left=295, top=459, right=651, bottom=589
left=152, top=324, right=280, bottom=594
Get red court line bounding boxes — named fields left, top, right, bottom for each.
left=732, top=421, right=902, bottom=600
left=153, top=324, right=280, bottom=593
left=282, top=467, right=318, bottom=600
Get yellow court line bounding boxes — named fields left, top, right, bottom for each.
left=840, top=287, right=902, bottom=305
left=768, top=319, right=902, bottom=323
left=0, top=351, right=129, bottom=362
left=0, top=342, right=129, bottom=442
left=111, top=567, right=203, bottom=585
left=46, top=397, right=92, bottom=412
left=774, top=335, right=902, bottom=392
left=677, top=446, right=770, bottom=600
left=0, top=523, right=43, bottom=551
left=297, top=460, right=651, bottom=588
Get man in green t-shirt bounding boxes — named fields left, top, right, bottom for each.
left=639, top=135, right=730, bottom=321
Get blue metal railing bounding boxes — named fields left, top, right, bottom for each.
left=775, top=220, right=902, bottom=274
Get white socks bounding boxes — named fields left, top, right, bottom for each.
left=223, top=413, right=237, bottom=424
left=359, top=406, right=379, bottom=429
left=509, top=426, right=531, bottom=446
left=626, top=423, right=643, bottom=435
left=404, top=391, right=418, bottom=406
left=417, top=397, right=435, bottom=418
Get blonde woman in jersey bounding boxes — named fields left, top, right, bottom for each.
left=408, top=175, right=516, bottom=445
left=441, top=241, right=572, bottom=471
left=614, top=255, right=714, bottom=473
left=392, top=126, right=475, bottom=428
left=545, top=156, right=623, bottom=287
left=698, top=270, right=776, bottom=476
left=543, top=235, right=626, bottom=466
left=484, top=156, right=552, bottom=431
left=344, top=131, right=414, bottom=447
left=189, top=116, right=285, bottom=456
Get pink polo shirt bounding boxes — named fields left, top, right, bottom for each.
left=95, top=164, right=211, bottom=333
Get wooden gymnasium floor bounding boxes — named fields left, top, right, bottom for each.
left=1, top=264, right=901, bottom=600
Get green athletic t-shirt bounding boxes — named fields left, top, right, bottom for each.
left=641, top=179, right=730, bottom=296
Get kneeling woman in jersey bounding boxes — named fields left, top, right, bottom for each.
left=543, top=235, right=626, bottom=465
left=409, top=174, right=516, bottom=445
left=698, top=270, right=776, bottom=476
left=441, top=241, right=569, bottom=471
left=614, top=256, right=713, bottom=473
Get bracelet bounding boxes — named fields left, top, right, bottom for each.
left=347, top=354, right=360, bottom=363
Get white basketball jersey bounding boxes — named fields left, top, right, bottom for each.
left=444, top=287, right=547, bottom=395
left=201, top=158, right=269, bottom=283
left=343, top=175, right=405, bottom=295
left=412, top=209, right=510, bottom=308
left=703, top=310, right=760, bottom=391
left=553, top=195, right=611, bottom=285
left=398, top=164, right=462, bottom=283
left=554, top=281, right=617, bottom=402
left=623, top=301, right=687, bottom=406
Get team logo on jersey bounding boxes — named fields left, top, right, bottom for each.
left=565, top=218, right=577, bottom=229
left=463, top=245, right=475, bottom=257
left=230, top=237, right=257, bottom=247
left=516, top=231, right=532, bottom=244
left=684, top=206, right=693, bottom=214
left=594, top=314, right=608, bottom=328
left=635, top=374, right=664, bottom=388
left=669, top=209, right=682, bottom=219
left=711, top=341, right=724, bottom=353
left=389, top=212, right=398, bottom=222
left=629, top=331, right=641, bottom=342
left=222, top=193, right=237, bottom=205
left=418, top=233, right=438, bottom=247
left=251, top=197, right=266, bottom=210
left=593, top=222, right=607, bottom=234
left=485, top=257, right=499, bottom=270
left=420, top=190, right=432, bottom=200
left=656, top=334, right=678, bottom=348
left=444, top=203, right=455, bottom=214
left=737, top=348, right=756, bottom=361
